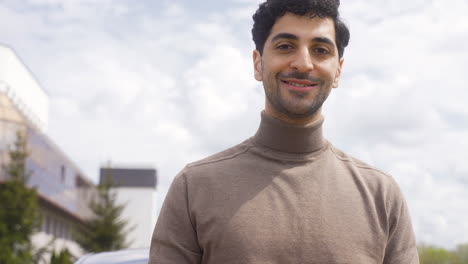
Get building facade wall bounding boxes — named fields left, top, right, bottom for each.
left=1, top=45, right=96, bottom=260
left=2, top=44, right=159, bottom=260
left=26, top=125, right=95, bottom=219
left=114, top=188, right=156, bottom=249
left=0, top=94, right=94, bottom=259
left=32, top=205, right=85, bottom=263
left=0, top=92, right=95, bottom=220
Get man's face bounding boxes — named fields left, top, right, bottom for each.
left=253, top=13, right=344, bottom=124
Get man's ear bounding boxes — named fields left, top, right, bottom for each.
left=332, top=57, right=344, bottom=88
left=253, top=50, right=263, bottom=81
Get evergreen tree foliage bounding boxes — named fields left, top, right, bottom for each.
left=75, top=177, right=131, bottom=252
left=5, top=131, right=30, bottom=182
left=0, top=131, right=40, bottom=264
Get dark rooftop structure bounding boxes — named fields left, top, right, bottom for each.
left=99, top=168, right=157, bottom=189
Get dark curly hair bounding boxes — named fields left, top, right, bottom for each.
left=252, top=0, right=350, bottom=59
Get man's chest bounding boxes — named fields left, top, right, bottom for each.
left=192, top=176, right=388, bottom=264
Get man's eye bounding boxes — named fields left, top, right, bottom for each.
left=277, top=44, right=293, bottom=50
left=314, top=48, right=330, bottom=55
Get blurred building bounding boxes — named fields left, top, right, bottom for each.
left=0, top=43, right=96, bottom=260
left=99, top=167, right=158, bottom=249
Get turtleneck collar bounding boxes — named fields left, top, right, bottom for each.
left=253, top=111, right=325, bottom=153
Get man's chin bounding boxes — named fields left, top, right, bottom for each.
left=280, top=106, right=320, bottom=120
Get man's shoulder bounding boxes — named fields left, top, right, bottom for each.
left=186, top=138, right=254, bottom=170
left=328, top=144, right=405, bottom=202
left=329, top=145, right=386, bottom=174
left=328, top=144, right=397, bottom=184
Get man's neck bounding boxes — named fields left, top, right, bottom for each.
left=253, top=110, right=325, bottom=153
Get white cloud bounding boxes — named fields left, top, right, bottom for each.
left=324, top=0, right=468, bottom=249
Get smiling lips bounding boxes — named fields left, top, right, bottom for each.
left=280, top=78, right=319, bottom=92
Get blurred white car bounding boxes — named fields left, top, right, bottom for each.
left=74, top=248, right=149, bottom=264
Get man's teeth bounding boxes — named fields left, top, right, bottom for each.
left=286, top=81, right=313, bottom=87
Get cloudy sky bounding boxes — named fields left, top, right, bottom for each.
left=1, top=0, right=467, bottom=249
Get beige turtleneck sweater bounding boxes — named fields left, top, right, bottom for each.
left=149, top=112, right=419, bottom=264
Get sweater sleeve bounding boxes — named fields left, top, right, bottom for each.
left=149, top=169, right=202, bottom=264
left=382, top=179, right=419, bottom=264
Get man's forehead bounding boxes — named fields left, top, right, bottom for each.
left=269, top=13, right=336, bottom=40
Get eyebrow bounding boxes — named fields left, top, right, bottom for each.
left=270, top=33, right=336, bottom=46
left=271, top=33, right=298, bottom=42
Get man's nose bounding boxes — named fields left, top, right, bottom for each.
left=289, top=48, right=314, bottom=72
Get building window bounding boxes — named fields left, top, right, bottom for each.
left=60, top=165, right=66, bottom=183
left=59, top=219, right=65, bottom=238
left=49, top=217, right=53, bottom=236
left=45, top=215, right=50, bottom=234
left=56, top=220, right=61, bottom=238
left=63, top=223, right=70, bottom=240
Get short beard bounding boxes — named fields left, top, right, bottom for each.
left=266, top=89, right=328, bottom=120
left=265, top=71, right=329, bottom=120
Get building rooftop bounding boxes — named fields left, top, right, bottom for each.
left=99, top=168, right=157, bottom=189
left=0, top=43, right=49, bottom=132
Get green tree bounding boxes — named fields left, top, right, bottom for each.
left=418, top=244, right=463, bottom=264
left=75, top=177, right=132, bottom=252
left=50, top=248, right=72, bottom=264
left=454, top=243, right=468, bottom=263
left=0, top=131, right=40, bottom=264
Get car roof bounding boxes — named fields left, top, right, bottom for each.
left=74, top=248, right=149, bottom=264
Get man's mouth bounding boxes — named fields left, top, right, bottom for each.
left=280, top=79, right=319, bottom=90
left=282, top=81, right=317, bottom=87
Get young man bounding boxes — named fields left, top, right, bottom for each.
left=149, top=0, right=419, bottom=263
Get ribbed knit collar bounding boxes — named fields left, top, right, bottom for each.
left=253, top=111, right=325, bottom=153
